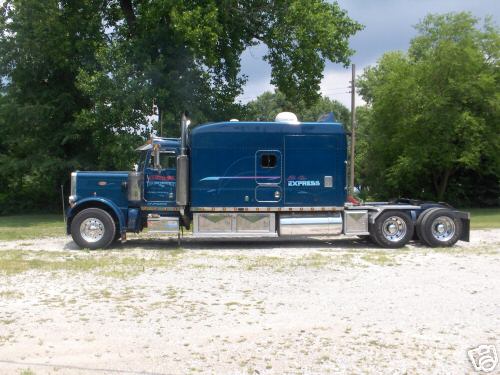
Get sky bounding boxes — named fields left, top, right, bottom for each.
left=238, top=0, right=500, bottom=108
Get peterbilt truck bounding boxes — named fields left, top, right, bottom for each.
left=66, top=112, right=470, bottom=249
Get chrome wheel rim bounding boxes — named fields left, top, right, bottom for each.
left=80, top=218, right=105, bottom=243
left=382, top=216, right=407, bottom=242
left=430, top=216, right=455, bottom=242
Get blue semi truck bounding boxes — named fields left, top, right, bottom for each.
left=66, top=112, right=470, bottom=249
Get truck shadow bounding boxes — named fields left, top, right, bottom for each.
left=106, top=236, right=398, bottom=251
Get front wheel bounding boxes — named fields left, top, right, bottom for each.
left=370, top=211, right=414, bottom=248
left=70, top=208, right=116, bottom=249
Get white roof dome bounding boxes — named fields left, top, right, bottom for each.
left=275, top=112, right=299, bottom=123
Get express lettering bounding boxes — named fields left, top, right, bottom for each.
left=287, top=180, right=321, bottom=187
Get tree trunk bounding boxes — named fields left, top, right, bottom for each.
left=433, top=169, right=452, bottom=201
left=119, top=0, right=137, bottom=34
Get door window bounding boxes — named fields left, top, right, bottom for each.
left=261, top=154, right=277, bottom=168
left=148, top=152, right=176, bottom=170
left=144, top=150, right=177, bottom=203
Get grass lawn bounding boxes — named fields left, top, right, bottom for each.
left=468, top=208, right=500, bottom=229
left=0, top=208, right=498, bottom=241
left=0, top=214, right=65, bottom=241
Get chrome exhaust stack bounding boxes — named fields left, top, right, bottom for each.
left=180, top=112, right=189, bottom=156
left=176, top=113, right=190, bottom=215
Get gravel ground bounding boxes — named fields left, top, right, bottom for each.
left=0, top=230, right=499, bottom=375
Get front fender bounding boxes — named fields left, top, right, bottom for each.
left=66, top=197, right=126, bottom=234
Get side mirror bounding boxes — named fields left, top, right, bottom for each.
left=153, top=144, right=161, bottom=169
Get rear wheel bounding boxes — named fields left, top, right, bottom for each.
left=371, top=211, right=414, bottom=248
left=415, top=207, right=441, bottom=243
left=419, top=208, right=462, bottom=247
left=71, top=208, right=116, bottom=249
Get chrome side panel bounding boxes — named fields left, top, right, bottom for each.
left=195, top=213, right=233, bottom=233
left=235, top=213, right=275, bottom=233
left=343, top=210, right=369, bottom=235
left=349, top=204, right=421, bottom=223
left=279, top=213, right=343, bottom=236
left=193, top=213, right=275, bottom=237
left=147, top=215, right=179, bottom=233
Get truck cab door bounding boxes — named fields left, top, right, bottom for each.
left=255, top=150, right=282, bottom=203
left=144, top=150, right=177, bottom=205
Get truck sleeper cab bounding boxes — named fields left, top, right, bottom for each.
left=66, top=113, right=470, bottom=250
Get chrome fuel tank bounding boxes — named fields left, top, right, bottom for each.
left=279, top=213, right=342, bottom=236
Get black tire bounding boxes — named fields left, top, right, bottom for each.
left=415, top=207, right=441, bottom=243
left=371, top=211, right=414, bottom=248
left=70, top=208, right=116, bottom=249
left=369, top=222, right=382, bottom=246
left=419, top=208, right=462, bottom=247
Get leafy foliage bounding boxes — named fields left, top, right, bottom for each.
left=357, top=13, right=499, bottom=205
left=0, top=0, right=361, bottom=213
left=246, top=90, right=350, bottom=124
left=0, top=0, right=119, bottom=212
left=93, top=0, right=361, bottom=134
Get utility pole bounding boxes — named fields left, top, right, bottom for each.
left=349, top=64, right=356, bottom=196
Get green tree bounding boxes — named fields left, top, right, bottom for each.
left=358, top=12, right=499, bottom=205
left=92, top=0, right=362, bottom=135
left=353, top=105, right=371, bottom=198
left=0, top=0, right=110, bottom=212
left=0, top=0, right=361, bottom=213
left=246, top=90, right=350, bottom=125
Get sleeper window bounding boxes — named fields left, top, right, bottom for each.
left=261, top=154, right=277, bottom=168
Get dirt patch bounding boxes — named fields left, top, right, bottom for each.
left=0, top=230, right=499, bottom=374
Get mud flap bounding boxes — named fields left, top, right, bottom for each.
left=452, top=210, right=470, bottom=242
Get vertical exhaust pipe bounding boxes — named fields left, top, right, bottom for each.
left=180, top=112, right=188, bottom=156
left=176, top=113, right=190, bottom=215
